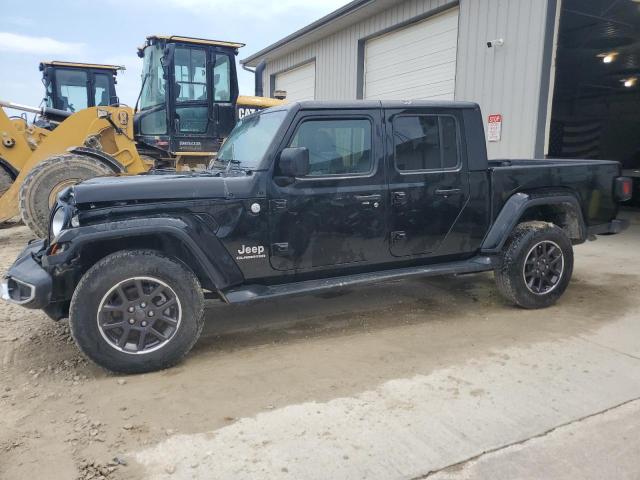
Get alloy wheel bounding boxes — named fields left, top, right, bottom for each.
left=522, top=240, right=565, bottom=295
left=97, top=277, right=181, bottom=354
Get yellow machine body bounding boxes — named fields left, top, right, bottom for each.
left=0, top=106, right=145, bottom=222
left=0, top=108, right=50, bottom=173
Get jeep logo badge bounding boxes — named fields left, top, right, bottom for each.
left=236, top=245, right=266, bottom=260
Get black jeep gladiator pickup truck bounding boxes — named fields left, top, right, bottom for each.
left=1, top=100, right=632, bottom=373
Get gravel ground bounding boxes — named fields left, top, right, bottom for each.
left=1, top=211, right=639, bottom=479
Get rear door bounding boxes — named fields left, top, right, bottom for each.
left=268, top=109, right=388, bottom=271
left=386, top=107, right=469, bottom=257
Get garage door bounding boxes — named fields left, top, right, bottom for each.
left=274, top=61, right=316, bottom=103
left=364, top=8, right=459, bottom=101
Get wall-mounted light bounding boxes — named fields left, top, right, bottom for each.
left=487, top=38, right=504, bottom=48
left=597, top=52, right=618, bottom=63
left=623, top=77, right=637, bottom=88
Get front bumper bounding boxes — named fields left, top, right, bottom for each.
left=1, top=240, right=52, bottom=309
left=587, top=218, right=630, bottom=236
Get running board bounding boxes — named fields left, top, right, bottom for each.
left=223, top=256, right=496, bottom=304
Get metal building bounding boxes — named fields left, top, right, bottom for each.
left=242, top=0, right=640, bottom=169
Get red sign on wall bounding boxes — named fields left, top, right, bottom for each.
left=487, top=114, right=503, bottom=142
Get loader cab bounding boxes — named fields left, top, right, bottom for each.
left=134, top=35, right=242, bottom=158
left=40, top=61, right=123, bottom=114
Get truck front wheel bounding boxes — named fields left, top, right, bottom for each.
left=495, top=221, right=574, bottom=309
left=69, top=250, right=205, bottom=374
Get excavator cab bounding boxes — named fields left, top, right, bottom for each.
left=40, top=61, right=124, bottom=116
left=134, top=35, right=246, bottom=158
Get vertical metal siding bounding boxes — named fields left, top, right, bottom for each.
left=455, top=0, right=550, bottom=159
left=262, top=0, right=550, bottom=159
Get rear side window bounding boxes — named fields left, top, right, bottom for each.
left=289, top=118, right=372, bottom=176
left=393, top=115, right=459, bottom=172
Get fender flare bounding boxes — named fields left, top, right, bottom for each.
left=67, top=146, right=126, bottom=173
left=481, top=192, right=586, bottom=253
left=50, top=217, right=244, bottom=293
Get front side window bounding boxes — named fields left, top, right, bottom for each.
left=55, top=69, right=88, bottom=112
left=94, top=73, right=111, bottom=106
left=216, top=110, right=287, bottom=170
left=139, top=43, right=166, bottom=111
left=289, top=119, right=373, bottom=176
left=213, top=54, right=231, bottom=102
left=393, top=115, right=460, bottom=172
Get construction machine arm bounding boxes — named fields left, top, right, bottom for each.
left=0, top=100, right=72, bottom=123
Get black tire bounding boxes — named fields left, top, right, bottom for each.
left=69, top=250, right=205, bottom=374
left=495, top=221, right=574, bottom=309
left=19, top=153, right=113, bottom=238
left=0, top=167, right=12, bottom=196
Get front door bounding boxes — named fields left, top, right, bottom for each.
left=386, top=108, right=469, bottom=257
left=268, top=110, right=388, bottom=271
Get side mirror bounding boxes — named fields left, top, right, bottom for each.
left=279, top=147, right=309, bottom=177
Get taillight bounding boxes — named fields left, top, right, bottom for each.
left=614, top=177, right=633, bottom=202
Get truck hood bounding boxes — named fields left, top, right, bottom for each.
left=71, top=171, right=260, bottom=206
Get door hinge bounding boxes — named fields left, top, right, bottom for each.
left=391, top=231, right=407, bottom=243
left=271, top=242, right=289, bottom=256
left=270, top=199, right=288, bottom=211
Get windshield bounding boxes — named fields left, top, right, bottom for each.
left=139, top=43, right=166, bottom=110
left=215, top=110, right=287, bottom=170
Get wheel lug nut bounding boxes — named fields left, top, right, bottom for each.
left=148, top=310, right=154, bottom=317
left=141, top=321, right=148, bottom=327
left=128, top=318, right=135, bottom=325
left=128, top=307, right=134, bottom=313
left=140, top=302, right=147, bottom=308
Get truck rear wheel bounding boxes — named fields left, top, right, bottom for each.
left=495, top=221, right=574, bottom=309
left=69, top=250, right=205, bottom=374
left=0, top=167, right=12, bottom=196
left=19, top=153, right=113, bottom=238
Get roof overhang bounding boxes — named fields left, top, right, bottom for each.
left=242, top=0, right=402, bottom=67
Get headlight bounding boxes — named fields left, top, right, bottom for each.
left=51, top=208, right=66, bottom=237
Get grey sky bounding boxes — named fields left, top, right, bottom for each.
left=0, top=0, right=348, bottom=109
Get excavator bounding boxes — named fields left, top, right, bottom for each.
left=0, top=35, right=282, bottom=237
left=0, top=61, right=124, bottom=197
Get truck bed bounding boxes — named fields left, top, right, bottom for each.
left=488, top=158, right=621, bottom=227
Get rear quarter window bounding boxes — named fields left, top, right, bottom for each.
left=393, top=114, right=460, bottom=172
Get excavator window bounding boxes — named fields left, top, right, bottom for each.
left=213, top=54, right=231, bottom=102
left=139, top=43, right=167, bottom=110
left=94, top=73, right=111, bottom=106
left=55, top=69, right=89, bottom=112
left=174, top=47, right=209, bottom=134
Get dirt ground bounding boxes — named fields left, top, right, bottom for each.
left=1, top=212, right=639, bottom=479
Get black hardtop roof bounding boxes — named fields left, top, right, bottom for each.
left=271, top=100, right=480, bottom=112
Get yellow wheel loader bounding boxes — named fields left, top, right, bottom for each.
left=2, top=36, right=282, bottom=237
left=0, top=61, right=124, bottom=219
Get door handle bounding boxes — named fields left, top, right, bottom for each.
left=434, top=188, right=462, bottom=197
left=354, top=194, right=381, bottom=202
